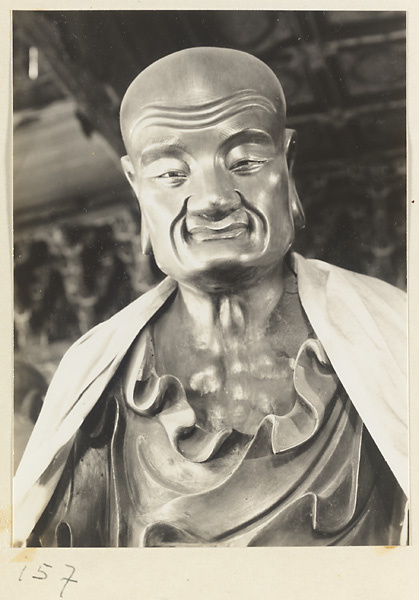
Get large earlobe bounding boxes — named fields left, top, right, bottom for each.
left=289, top=179, right=305, bottom=231
left=284, top=129, right=305, bottom=230
left=121, top=155, right=152, bottom=254
left=140, top=218, right=152, bottom=256
left=121, top=155, right=139, bottom=195
left=284, top=128, right=297, bottom=171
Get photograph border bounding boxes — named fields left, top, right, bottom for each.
left=2, top=1, right=418, bottom=599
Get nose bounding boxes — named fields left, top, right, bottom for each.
left=187, top=166, right=241, bottom=221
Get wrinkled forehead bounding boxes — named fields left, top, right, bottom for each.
left=120, top=47, right=286, bottom=145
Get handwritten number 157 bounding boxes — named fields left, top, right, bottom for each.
left=19, top=563, right=78, bottom=597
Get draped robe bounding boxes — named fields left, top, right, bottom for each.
left=14, top=253, right=408, bottom=547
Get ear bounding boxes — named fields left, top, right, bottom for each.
left=121, top=155, right=152, bottom=255
left=121, top=155, right=139, bottom=195
left=139, top=218, right=152, bottom=256
left=284, top=129, right=305, bottom=231
left=284, top=128, right=297, bottom=171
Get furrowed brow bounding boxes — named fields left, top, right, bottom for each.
left=129, top=91, right=277, bottom=135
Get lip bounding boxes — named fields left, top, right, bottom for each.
left=170, top=200, right=269, bottom=269
left=188, top=222, right=248, bottom=242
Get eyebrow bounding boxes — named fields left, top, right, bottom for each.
left=139, top=137, right=188, bottom=165
left=218, top=128, right=275, bottom=148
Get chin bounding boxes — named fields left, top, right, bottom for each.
left=178, top=256, right=277, bottom=293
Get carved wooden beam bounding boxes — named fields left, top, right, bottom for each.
left=14, top=11, right=125, bottom=160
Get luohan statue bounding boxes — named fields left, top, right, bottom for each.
left=14, top=47, right=408, bottom=547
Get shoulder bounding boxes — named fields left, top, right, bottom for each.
left=291, top=252, right=406, bottom=312
left=58, top=277, right=177, bottom=371
left=291, top=251, right=407, bottom=382
left=35, top=277, right=177, bottom=441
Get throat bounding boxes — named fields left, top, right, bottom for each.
left=151, top=266, right=307, bottom=434
left=174, top=262, right=287, bottom=344
left=218, top=295, right=246, bottom=339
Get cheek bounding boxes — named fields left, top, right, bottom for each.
left=138, top=188, right=181, bottom=235
left=254, top=171, right=293, bottom=240
left=239, top=168, right=289, bottom=213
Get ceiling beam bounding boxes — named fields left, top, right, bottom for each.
left=14, top=11, right=125, bottom=162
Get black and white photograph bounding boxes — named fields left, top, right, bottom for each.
left=11, top=9, right=408, bottom=552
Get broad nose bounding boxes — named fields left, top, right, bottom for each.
left=187, top=165, right=241, bottom=221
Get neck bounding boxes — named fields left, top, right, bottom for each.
left=174, top=262, right=288, bottom=343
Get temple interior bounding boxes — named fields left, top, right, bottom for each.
left=12, top=10, right=406, bottom=465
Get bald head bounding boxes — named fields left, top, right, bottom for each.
left=120, top=47, right=286, bottom=145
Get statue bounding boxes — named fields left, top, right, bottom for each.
left=14, top=47, right=408, bottom=547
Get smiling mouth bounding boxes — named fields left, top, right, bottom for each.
left=186, top=209, right=250, bottom=243
left=187, top=222, right=248, bottom=242
left=170, top=200, right=268, bottom=267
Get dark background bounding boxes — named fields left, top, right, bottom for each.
left=13, top=10, right=406, bottom=388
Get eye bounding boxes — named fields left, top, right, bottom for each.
left=229, top=159, right=269, bottom=175
left=156, top=170, right=188, bottom=187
